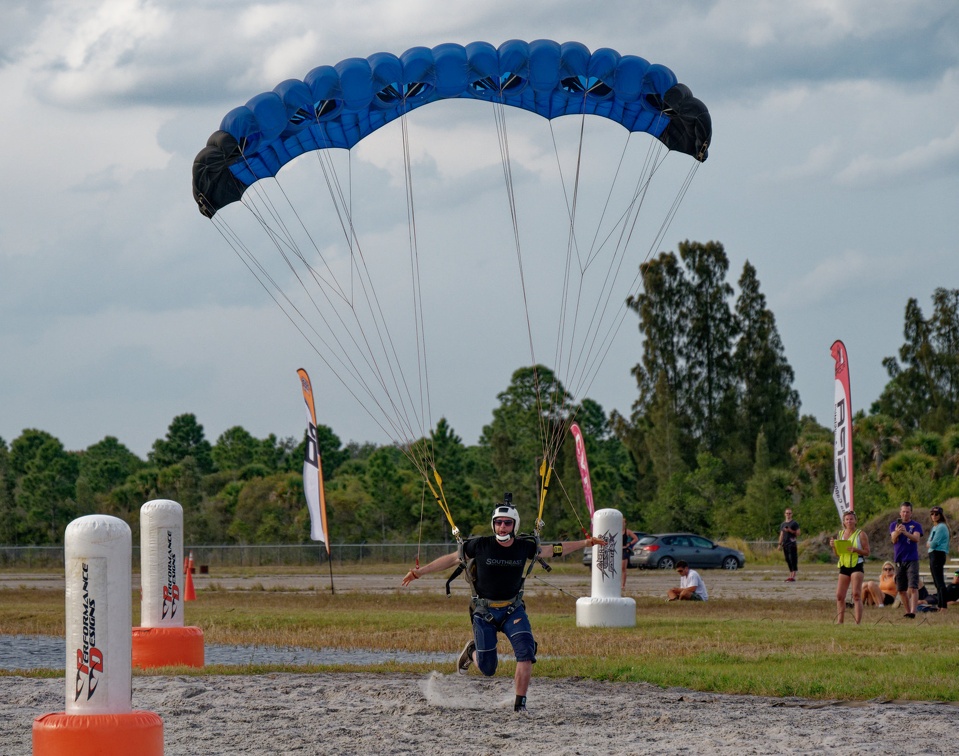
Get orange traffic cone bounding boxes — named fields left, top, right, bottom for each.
left=184, top=554, right=196, bottom=601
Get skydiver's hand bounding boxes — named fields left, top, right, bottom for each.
left=401, top=568, right=420, bottom=587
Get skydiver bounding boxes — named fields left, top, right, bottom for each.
left=401, top=494, right=604, bottom=713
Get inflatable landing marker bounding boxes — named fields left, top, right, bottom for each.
left=33, top=514, right=163, bottom=755
left=576, top=508, right=636, bottom=627
left=132, top=500, right=205, bottom=669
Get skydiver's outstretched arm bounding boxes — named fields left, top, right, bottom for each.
left=537, top=535, right=605, bottom=560
left=401, top=551, right=460, bottom=586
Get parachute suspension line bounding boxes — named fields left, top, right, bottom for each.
left=624, top=158, right=702, bottom=303
left=283, top=140, right=436, bottom=453
left=415, top=481, right=428, bottom=570
left=399, top=111, right=435, bottom=450
left=209, top=213, right=422, bottom=452
left=561, top=156, right=701, bottom=435
left=566, top=148, right=689, bottom=413
left=552, top=139, right=700, bottom=450
left=556, top=137, right=663, bottom=418
left=552, top=468, right=590, bottom=537
left=222, top=144, right=434, bottom=461
left=241, top=180, right=423, bottom=448
left=425, top=467, right=460, bottom=540
left=491, top=99, right=554, bottom=537
left=536, top=458, right=551, bottom=536
left=313, top=150, right=428, bottom=442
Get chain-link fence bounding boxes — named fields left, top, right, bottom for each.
left=0, top=541, right=781, bottom=570
left=0, top=543, right=456, bottom=570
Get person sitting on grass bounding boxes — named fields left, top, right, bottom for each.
left=923, top=570, right=959, bottom=608
left=666, top=560, right=708, bottom=601
left=863, top=561, right=897, bottom=607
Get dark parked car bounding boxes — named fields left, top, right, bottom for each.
left=631, top=533, right=745, bottom=570
left=582, top=532, right=648, bottom=567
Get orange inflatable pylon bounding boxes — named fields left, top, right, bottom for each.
left=184, top=554, right=196, bottom=601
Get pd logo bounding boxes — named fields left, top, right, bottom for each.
left=74, top=561, right=105, bottom=701
left=162, top=529, right=180, bottom=620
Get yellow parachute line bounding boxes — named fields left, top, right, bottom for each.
left=426, top=467, right=460, bottom=541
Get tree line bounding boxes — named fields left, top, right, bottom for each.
left=3, top=241, right=959, bottom=548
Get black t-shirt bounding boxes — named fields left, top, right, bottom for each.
left=780, top=520, right=799, bottom=545
left=464, top=535, right=538, bottom=601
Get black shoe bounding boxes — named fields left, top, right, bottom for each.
left=457, top=639, right=475, bottom=674
left=904, top=613, right=916, bottom=619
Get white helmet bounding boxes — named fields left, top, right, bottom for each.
left=491, top=496, right=519, bottom=542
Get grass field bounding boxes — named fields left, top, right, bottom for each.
left=3, top=566, right=957, bottom=702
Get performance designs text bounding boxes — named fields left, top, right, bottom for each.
left=74, top=562, right=104, bottom=701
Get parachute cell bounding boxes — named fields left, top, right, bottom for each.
left=192, top=39, right=710, bottom=218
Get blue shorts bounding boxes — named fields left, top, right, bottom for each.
left=471, top=604, right=537, bottom=677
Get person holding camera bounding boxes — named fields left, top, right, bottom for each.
left=890, top=501, right=924, bottom=618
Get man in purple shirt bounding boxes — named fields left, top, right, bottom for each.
left=890, top=501, right=924, bottom=618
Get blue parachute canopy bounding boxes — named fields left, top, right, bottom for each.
left=193, top=39, right=711, bottom=218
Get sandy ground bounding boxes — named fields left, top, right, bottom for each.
left=9, top=671, right=959, bottom=755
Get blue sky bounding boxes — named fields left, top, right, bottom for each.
left=1, top=0, right=957, bottom=457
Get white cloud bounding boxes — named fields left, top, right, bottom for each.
left=2, top=0, right=959, bottom=455
left=836, top=123, right=959, bottom=186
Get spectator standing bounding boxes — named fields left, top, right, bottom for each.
left=830, top=509, right=870, bottom=625
left=778, top=508, right=800, bottom=582
left=927, top=505, right=950, bottom=611
left=621, top=524, right=639, bottom=592
left=667, top=561, right=708, bottom=601
left=890, top=501, right=924, bottom=618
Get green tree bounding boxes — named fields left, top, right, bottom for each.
left=212, top=426, right=259, bottom=473
left=880, top=450, right=938, bottom=507
left=315, top=425, right=349, bottom=477
left=149, top=414, right=214, bottom=473
left=789, top=416, right=834, bottom=502
left=733, top=261, right=800, bottom=466
left=361, top=446, right=415, bottom=541
left=10, top=430, right=79, bottom=544
left=608, top=410, right=656, bottom=519
left=877, top=288, right=959, bottom=432
left=854, top=413, right=903, bottom=475
left=627, top=250, right=690, bottom=424
left=731, top=431, right=793, bottom=539
left=480, top=365, right=573, bottom=507
left=567, top=399, right=639, bottom=526
left=679, top=241, right=739, bottom=454
left=430, top=418, right=478, bottom=535
left=226, top=473, right=306, bottom=543
left=0, top=438, right=15, bottom=543
left=644, top=372, right=688, bottom=488
left=78, top=436, right=144, bottom=494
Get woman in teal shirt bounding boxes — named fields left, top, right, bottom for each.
left=927, top=505, right=950, bottom=611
